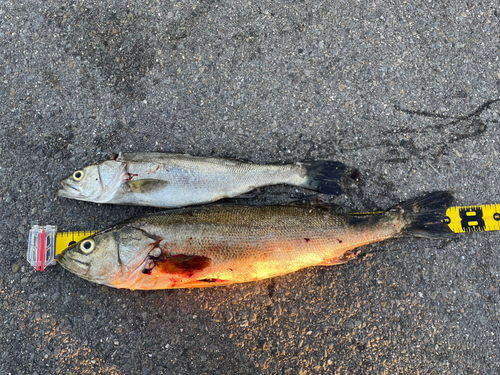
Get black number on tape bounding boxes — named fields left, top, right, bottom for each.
left=459, top=207, right=486, bottom=232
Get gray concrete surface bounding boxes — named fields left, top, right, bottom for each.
left=1, top=0, right=500, bottom=374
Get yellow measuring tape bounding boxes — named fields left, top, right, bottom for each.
left=55, top=231, right=97, bottom=256
left=444, top=204, right=500, bottom=233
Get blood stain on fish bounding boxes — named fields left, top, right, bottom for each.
left=125, top=173, right=139, bottom=181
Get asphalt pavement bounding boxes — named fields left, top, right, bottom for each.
left=1, top=1, right=499, bottom=374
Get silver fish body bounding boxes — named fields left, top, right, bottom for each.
left=58, top=152, right=346, bottom=208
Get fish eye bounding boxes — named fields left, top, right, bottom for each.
left=80, top=239, right=95, bottom=254
left=73, top=170, right=84, bottom=181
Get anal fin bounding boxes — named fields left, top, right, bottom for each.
left=317, top=251, right=358, bottom=266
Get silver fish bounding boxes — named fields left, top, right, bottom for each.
left=58, top=152, right=346, bottom=208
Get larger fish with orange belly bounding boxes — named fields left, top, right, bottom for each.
left=57, top=192, right=454, bottom=290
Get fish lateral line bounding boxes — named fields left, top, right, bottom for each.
left=348, top=211, right=385, bottom=216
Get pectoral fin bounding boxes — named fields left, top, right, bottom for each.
left=125, top=179, right=170, bottom=193
left=155, top=255, right=211, bottom=275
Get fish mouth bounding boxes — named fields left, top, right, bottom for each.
left=58, top=180, right=81, bottom=199
left=57, top=252, right=91, bottom=276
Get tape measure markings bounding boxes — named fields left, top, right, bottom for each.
left=445, top=204, right=500, bottom=234
left=55, top=231, right=98, bottom=256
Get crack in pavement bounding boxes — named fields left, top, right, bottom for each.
left=394, top=98, right=500, bottom=122
left=341, top=98, right=499, bottom=154
left=334, top=99, right=500, bottom=205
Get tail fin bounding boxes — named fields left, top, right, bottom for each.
left=300, top=161, right=346, bottom=195
left=398, top=191, right=455, bottom=239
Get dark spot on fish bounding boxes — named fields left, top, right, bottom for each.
left=200, top=278, right=217, bottom=282
left=142, top=268, right=152, bottom=275
left=304, top=238, right=310, bottom=242
left=337, top=239, right=343, bottom=243
left=199, top=278, right=227, bottom=283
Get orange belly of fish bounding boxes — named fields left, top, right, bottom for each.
left=112, top=228, right=395, bottom=290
